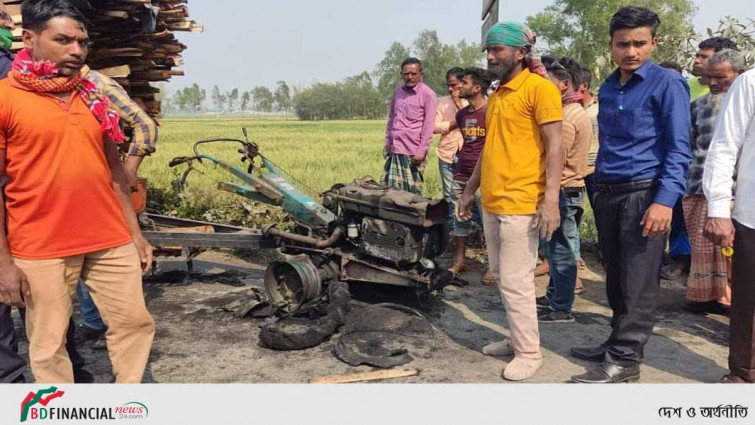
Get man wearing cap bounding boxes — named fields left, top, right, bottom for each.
left=458, top=21, right=563, bottom=381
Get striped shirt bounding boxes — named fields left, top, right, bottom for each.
left=85, top=67, right=157, bottom=156
left=689, top=93, right=729, bottom=195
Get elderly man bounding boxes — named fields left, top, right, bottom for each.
left=703, top=66, right=755, bottom=384
left=458, top=22, right=563, bottom=381
left=571, top=7, right=691, bottom=383
left=689, top=37, right=739, bottom=101
left=683, top=50, right=745, bottom=315
left=0, top=0, right=154, bottom=383
left=382, top=57, right=437, bottom=194
left=662, top=36, right=739, bottom=281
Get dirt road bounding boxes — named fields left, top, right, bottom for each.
left=16, top=249, right=730, bottom=383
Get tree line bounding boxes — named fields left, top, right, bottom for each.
left=527, top=0, right=755, bottom=81
left=167, top=81, right=294, bottom=116
left=164, top=29, right=484, bottom=120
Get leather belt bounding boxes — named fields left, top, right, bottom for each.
left=561, top=187, right=585, bottom=197
left=595, top=179, right=656, bottom=195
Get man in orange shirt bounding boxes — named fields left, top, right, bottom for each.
left=0, top=0, right=154, bottom=383
left=458, top=22, right=563, bottom=381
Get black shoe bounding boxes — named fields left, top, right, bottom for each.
left=536, top=296, right=550, bottom=309
left=683, top=301, right=729, bottom=316
left=538, top=309, right=575, bottom=323
left=74, top=324, right=106, bottom=344
left=660, top=260, right=685, bottom=280
left=570, top=345, right=606, bottom=362
left=73, top=367, right=95, bottom=383
left=571, top=363, right=640, bottom=383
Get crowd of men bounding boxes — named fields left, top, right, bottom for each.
left=0, top=0, right=752, bottom=386
left=381, top=6, right=754, bottom=383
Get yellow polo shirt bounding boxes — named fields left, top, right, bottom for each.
left=481, top=68, right=563, bottom=215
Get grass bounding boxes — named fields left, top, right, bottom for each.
left=143, top=117, right=597, bottom=244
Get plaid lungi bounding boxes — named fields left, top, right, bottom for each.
left=682, top=195, right=731, bottom=304
left=381, top=153, right=425, bottom=195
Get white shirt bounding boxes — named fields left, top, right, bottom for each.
left=703, top=69, right=755, bottom=229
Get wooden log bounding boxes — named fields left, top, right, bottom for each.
left=310, top=369, right=420, bottom=384
left=6, top=0, right=200, bottom=119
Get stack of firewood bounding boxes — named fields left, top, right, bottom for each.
left=5, top=0, right=202, bottom=118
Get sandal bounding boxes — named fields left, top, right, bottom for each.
left=574, top=277, right=585, bottom=295
left=481, top=271, right=496, bottom=286
left=721, top=374, right=751, bottom=383
left=448, top=263, right=467, bottom=276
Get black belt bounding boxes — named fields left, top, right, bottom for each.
left=595, top=179, right=656, bottom=195
left=562, top=187, right=585, bottom=197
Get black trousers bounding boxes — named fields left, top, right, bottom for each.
left=594, top=187, right=666, bottom=367
left=730, top=220, right=755, bottom=381
left=0, top=304, right=26, bottom=382
left=0, top=306, right=83, bottom=382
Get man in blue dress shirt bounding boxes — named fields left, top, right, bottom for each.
left=571, top=6, right=692, bottom=383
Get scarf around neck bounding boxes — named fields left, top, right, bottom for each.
left=10, top=49, right=124, bottom=143
left=562, top=91, right=584, bottom=106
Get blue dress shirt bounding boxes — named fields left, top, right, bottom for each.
left=596, top=61, right=692, bottom=207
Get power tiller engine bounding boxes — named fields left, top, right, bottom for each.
left=163, top=130, right=452, bottom=313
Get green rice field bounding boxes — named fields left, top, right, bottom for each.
left=142, top=117, right=596, bottom=244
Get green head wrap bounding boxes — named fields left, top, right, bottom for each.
left=485, top=21, right=534, bottom=48
left=485, top=21, right=546, bottom=78
left=0, top=27, right=12, bottom=51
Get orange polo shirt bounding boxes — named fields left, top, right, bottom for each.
left=0, top=77, right=132, bottom=259
left=481, top=69, right=563, bottom=215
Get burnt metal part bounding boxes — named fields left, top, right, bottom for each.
left=142, top=214, right=271, bottom=250
left=334, top=305, right=436, bottom=368
left=359, top=217, right=423, bottom=263
left=259, top=281, right=351, bottom=351
left=143, top=231, right=263, bottom=249
left=330, top=180, right=448, bottom=228
left=340, top=255, right=429, bottom=288
left=263, top=256, right=340, bottom=311
left=263, top=225, right=344, bottom=249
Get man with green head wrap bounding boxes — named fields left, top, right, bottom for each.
left=457, top=21, right=564, bottom=381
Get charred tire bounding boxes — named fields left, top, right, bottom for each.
left=259, top=281, right=351, bottom=351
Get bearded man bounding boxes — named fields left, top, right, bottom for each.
left=458, top=21, right=564, bottom=381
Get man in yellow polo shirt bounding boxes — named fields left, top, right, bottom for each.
left=458, top=22, right=564, bottom=381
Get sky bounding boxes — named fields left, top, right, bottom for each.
left=168, top=0, right=753, bottom=93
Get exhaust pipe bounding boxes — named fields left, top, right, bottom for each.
left=263, top=225, right=344, bottom=248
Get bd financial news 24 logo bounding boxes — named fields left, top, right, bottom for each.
left=20, top=387, right=149, bottom=422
